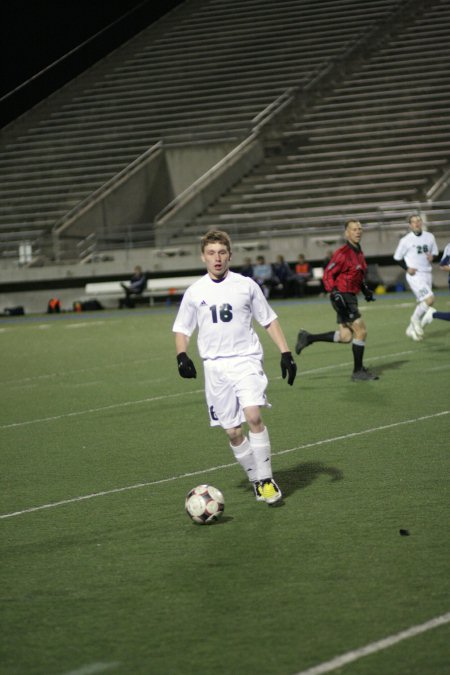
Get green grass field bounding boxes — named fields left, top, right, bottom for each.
left=1, top=292, right=449, bottom=675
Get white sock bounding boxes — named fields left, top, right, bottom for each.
left=230, top=437, right=257, bottom=483
left=412, top=301, right=428, bottom=322
left=249, top=427, right=272, bottom=482
left=333, top=330, right=341, bottom=343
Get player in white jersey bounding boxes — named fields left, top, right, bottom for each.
left=393, top=215, right=439, bottom=341
left=421, top=241, right=450, bottom=325
left=439, top=242, right=450, bottom=291
left=173, top=230, right=297, bottom=505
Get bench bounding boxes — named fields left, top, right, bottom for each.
left=84, top=275, right=202, bottom=307
left=309, top=266, right=324, bottom=288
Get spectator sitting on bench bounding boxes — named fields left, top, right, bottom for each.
left=273, top=254, right=296, bottom=298
left=252, top=255, right=274, bottom=299
left=240, top=257, right=254, bottom=278
left=120, top=265, right=147, bottom=308
left=294, top=254, right=312, bottom=297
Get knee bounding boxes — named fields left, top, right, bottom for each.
left=354, top=326, right=367, bottom=341
left=226, top=426, right=244, bottom=446
left=339, top=327, right=353, bottom=343
left=244, top=407, right=264, bottom=432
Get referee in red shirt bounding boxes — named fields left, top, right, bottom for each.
left=295, top=220, right=379, bottom=381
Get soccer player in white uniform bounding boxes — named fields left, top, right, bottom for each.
left=421, top=241, right=450, bottom=325
left=173, top=230, right=297, bottom=505
left=439, top=242, right=450, bottom=291
left=393, top=215, right=439, bottom=341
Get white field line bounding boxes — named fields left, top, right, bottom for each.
left=1, top=409, right=448, bottom=520
left=294, top=612, right=450, bottom=675
left=0, top=357, right=161, bottom=386
left=0, top=390, right=204, bottom=430
left=0, top=349, right=414, bottom=429
left=62, top=663, right=119, bottom=675
left=64, top=321, right=106, bottom=329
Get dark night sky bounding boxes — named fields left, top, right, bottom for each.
left=1, top=0, right=185, bottom=124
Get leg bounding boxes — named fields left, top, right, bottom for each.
left=224, top=415, right=281, bottom=504
left=245, top=406, right=282, bottom=504
left=295, top=325, right=351, bottom=355
left=433, top=311, right=450, bottom=321
left=405, top=272, right=434, bottom=339
left=422, top=308, right=450, bottom=324
left=243, top=406, right=271, bottom=481
left=209, top=358, right=281, bottom=504
left=226, top=425, right=258, bottom=485
left=411, top=299, right=432, bottom=337
left=349, top=318, right=379, bottom=381
left=295, top=277, right=306, bottom=297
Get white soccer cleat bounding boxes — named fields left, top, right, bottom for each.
left=406, top=324, right=422, bottom=341
left=256, top=478, right=283, bottom=505
left=411, top=317, right=424, bottom=337
left=421, top=306, right=436, bottom=327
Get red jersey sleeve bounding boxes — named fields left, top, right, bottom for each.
left=322, top=249, right=344, bottom=292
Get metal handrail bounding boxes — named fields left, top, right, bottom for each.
left=152, top=6, right=411, bottom=229
left=52, top=141, right=163, bottom=236
left=426, top=168, right=450, bottom=201
left=154, top=88, right=297, bottom=224
left=250, top=87, right=296, bottom=128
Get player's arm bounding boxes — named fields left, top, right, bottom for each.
left=429, top=238, right=439, bottom=261
left=322, top=251, right=353, bottom=313
left=360, top=279, right=375, bottom=302
left=265, top=318, right=290, bottom=352
left=439, top=253, right=450, bottom=272
left=265, top=319, right=297, bottom=386
left=322, top=260, right=339, bottom=293
left=393, top=244, right=416, bottom=274
left=174, top=332, right=197, bottom=379
left=175, top=332, right=189, bottom=355
left=394, top=257, right=416, bottom=275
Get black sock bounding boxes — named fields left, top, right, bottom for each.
left=309, top=331, right=336, bottom=344
left=352, top=343, right=364, bottom=371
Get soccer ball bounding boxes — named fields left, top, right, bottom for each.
left=185, top=484, right=225, bottom=525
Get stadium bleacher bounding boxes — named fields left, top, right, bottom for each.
left=0, top=0, right=449, bottom=268
left=177, top=0, right=450, bottom=243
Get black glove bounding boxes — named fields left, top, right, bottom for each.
left=330, top=289, right=348, bottom=314
left=361, top=282, right=375, bottom=302
left=330, top=289, right=358, bottom=322
left=177, top=352, right=197, bottom=379
left=280, top=351, right=297, bottom=386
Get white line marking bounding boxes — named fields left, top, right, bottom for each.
left=64, top=321, right=105, bottom=329
left=0, top=357, right=156, bottom=386
left=62, top=663, right=119, bottom=675
left=0, top=390, right=204, bottom=430
left=0, top=349, right=414, bottom=428
left=276, top=410, right=449, bottom=456
left=1, top=410, right=447, bottom=520
left=294, top=612, right=450, bottom=675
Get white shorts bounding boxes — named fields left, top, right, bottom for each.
left=406, top=271, right=434, bottom=302
left=203, top=355, right=270, bottom=428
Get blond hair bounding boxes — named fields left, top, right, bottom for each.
left=200, top=230, right=232, bottom=253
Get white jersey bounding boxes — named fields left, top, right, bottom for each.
left=393, top=230, right=439, bottom=272
left=440, top=243, right=450, bottom=266
left=172, top=271, right=277, bottom=360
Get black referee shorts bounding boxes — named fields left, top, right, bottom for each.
left=331, top=292, right=361, bottom=324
